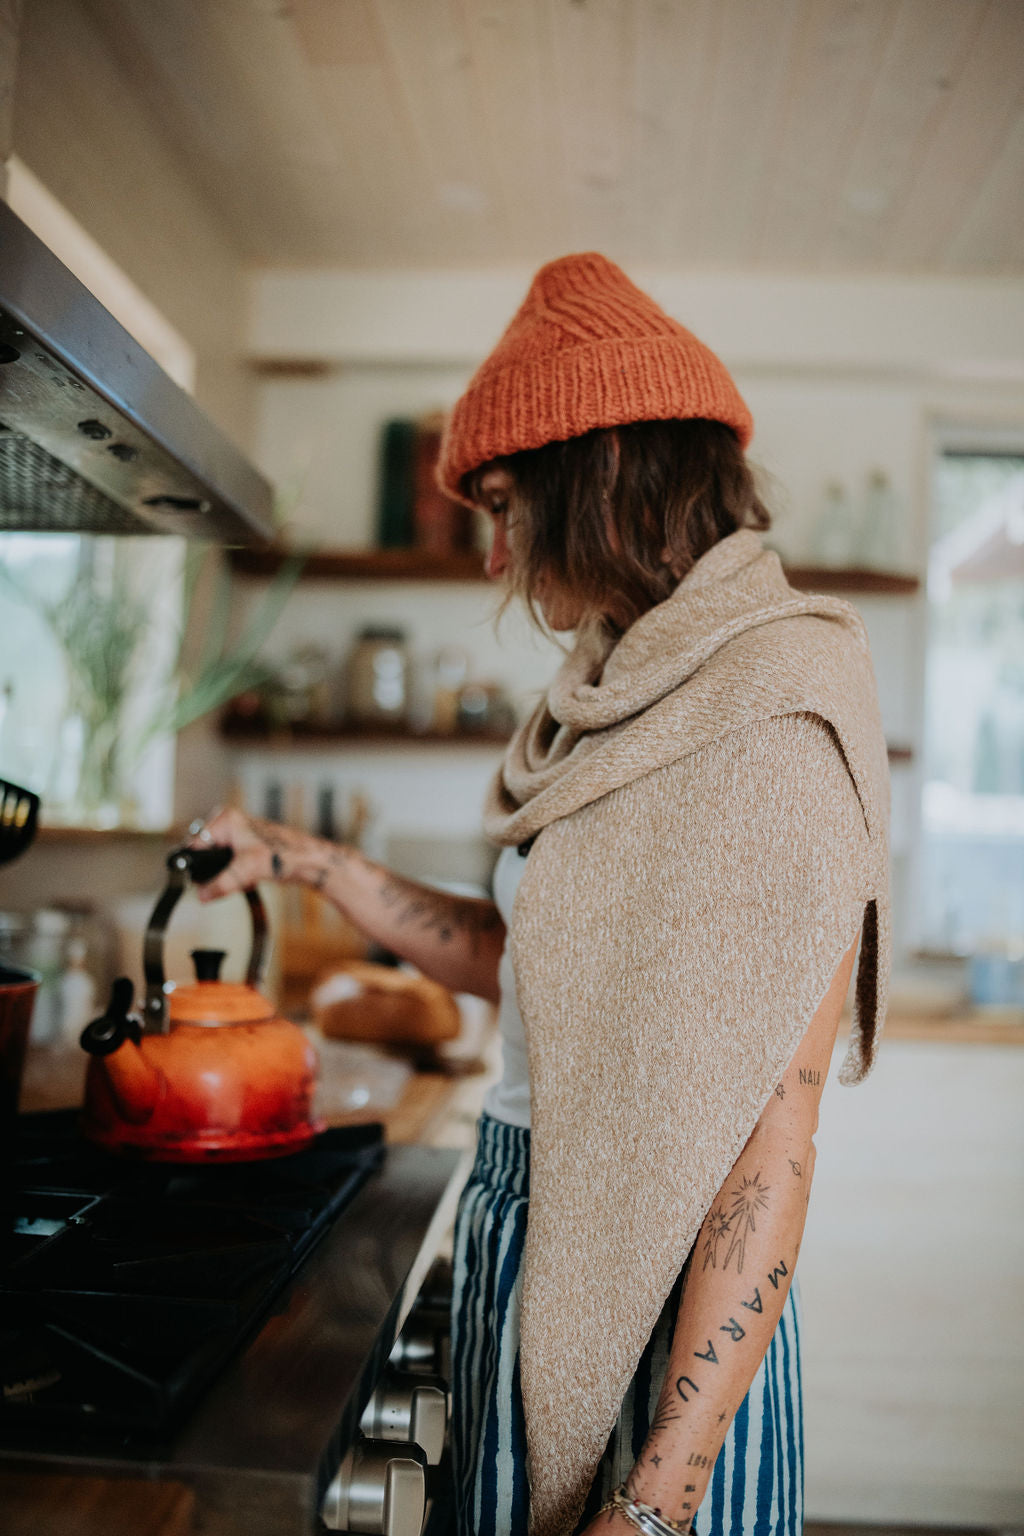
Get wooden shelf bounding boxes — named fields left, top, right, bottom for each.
left=36, top=825, right=174, bottom=844
left=221, top=722, right=911, bottom=764
left=229, top=547, right=485, bottom=581
left=220, top=722, right=512, bottom=749
left=230, top=546, right=920, bottom=595
left=784, top=565, right=919, bottom=595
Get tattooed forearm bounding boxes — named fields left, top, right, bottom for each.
left=639, top=1255, right=793, bottom=1437
left=232, top=817, right=505, bottom=996
left=376, top=872, right=503, bottom=954
left=625, top=1247, right=799, bottom=1522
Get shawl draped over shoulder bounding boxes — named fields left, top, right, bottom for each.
left=482, top=528, right=891, bottom=1536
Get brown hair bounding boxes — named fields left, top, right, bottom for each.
left=464, top=418, right=771, bottom=633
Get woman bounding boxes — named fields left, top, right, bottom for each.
left=193, top=254, right=890, bottom=1536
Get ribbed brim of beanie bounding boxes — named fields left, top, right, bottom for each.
left=437, top=252, right=752, bottom=501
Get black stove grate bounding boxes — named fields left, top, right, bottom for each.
left=1, top=1111, right=385, bottom=1443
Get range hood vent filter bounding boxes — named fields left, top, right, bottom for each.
left=0, top=202, right=273, bottom=545
left=0, top=426, right=144, bottom=535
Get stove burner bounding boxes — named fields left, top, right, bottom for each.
left=1, top=1110, right=384, bottom=1443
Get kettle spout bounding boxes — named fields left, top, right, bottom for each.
left=81, top=978, right=164, bottom=1124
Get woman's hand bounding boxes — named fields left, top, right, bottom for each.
left=185, top=807, right=506, bottom=1002
left=187, top=807, right=324, bottom=901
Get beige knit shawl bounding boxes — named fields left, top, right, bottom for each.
left=483, top=528, right=891, bottom=1536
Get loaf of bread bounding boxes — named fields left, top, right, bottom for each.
left=311, top=962, right=461, bottom=1046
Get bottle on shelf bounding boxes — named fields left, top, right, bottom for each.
left=856, top=469, right=902, bottom=571
left=316, top=783, right=339, bottom=843
left=431, top=646, right=469, bottom=735
left=812, top=480, right=854, bottom=568
left=346, top=628, right=410, bottom=728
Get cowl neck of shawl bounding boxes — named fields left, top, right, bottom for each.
left=484, top=526, right=883, bottom=846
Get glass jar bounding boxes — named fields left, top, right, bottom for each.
left=347, top=628, right=410, bottom=728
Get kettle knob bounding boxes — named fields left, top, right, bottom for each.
left=191, top=949, right=227, bottom=982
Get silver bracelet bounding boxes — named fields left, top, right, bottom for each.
left=598, top=1484, right=693, bottom=1536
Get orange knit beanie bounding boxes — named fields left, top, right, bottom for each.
left=437, top=252, right=752, bottom=500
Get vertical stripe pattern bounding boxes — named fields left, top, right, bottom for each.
left=451, top=1115, right=803, bottom=1536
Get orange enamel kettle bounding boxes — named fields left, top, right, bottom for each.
left=80, top=845, right=323, bottom=1162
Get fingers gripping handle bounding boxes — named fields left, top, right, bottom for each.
left=181, top=844, right=234, bottom=884
left=142, top=845, right=269, bottom=1032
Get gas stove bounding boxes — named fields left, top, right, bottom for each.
left=0, top=1110, right=464, bottom=1535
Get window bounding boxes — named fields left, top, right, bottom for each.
left=0, top=535, right=183, bottom=828
left=918, top=446, right=1024, bottom=958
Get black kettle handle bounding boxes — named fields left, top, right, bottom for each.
left=180, top=844, right=234, bottom=885
left=142, top=846, right=269, bottom=1033
left=80, top=977, right=143, bottom=1056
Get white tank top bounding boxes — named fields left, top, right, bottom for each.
left=482, top=843, right=532, bottom=1129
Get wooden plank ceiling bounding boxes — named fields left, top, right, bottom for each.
left=77, top=0, right=1024, bottom=273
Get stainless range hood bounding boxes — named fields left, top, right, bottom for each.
left=0, top=200, right=273, bottom=543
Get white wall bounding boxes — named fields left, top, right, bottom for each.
left=802, top=1036, right=1024, bottom=1526
left=242, top=266, right=1024, bottom=939
left=250, top=267, right=1024, bottom=380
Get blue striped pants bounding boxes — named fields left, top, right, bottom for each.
left=451, top=1114, right=804, bottom=1536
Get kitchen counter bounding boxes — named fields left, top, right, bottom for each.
left=363, top=1063, right=495, bottom=1146
left=846, top=1001, right=1024, bottom=1047
left=18, top=1018, right=502, bottom=1150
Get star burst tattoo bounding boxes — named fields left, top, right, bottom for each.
left=702, top=1204, right=732, bottom=1271
left=722, top=1171, right=770, bottom=1274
